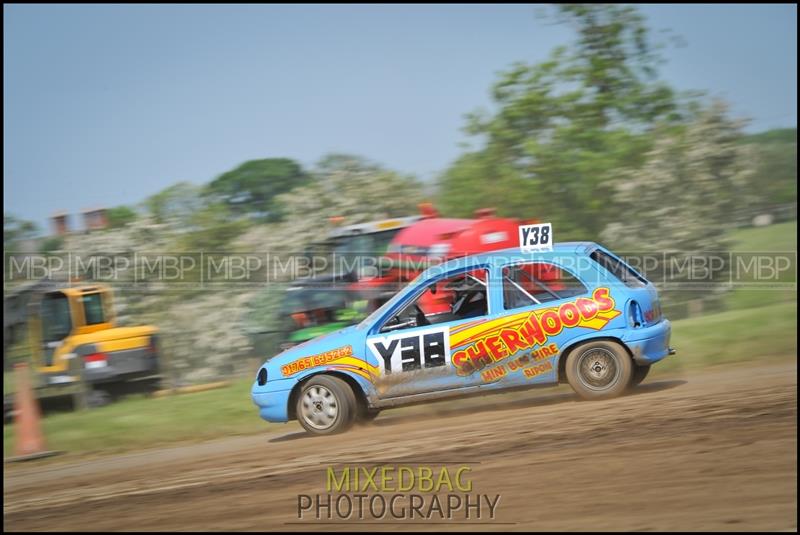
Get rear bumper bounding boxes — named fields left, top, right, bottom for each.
left=83, top=347, right=160, bottom=384
left=623, top=319, right=673, bottom=366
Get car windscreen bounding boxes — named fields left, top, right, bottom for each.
left=357, top=272, right=422, bottom=329
left=332, top=229, right=402, bottom=257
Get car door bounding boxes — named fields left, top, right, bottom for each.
left=364, top=266, right=493, bottom=399
left=465, top=259, right=620, bottom=389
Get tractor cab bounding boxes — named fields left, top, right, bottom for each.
left=307, top=213, right=426, bottom=279
left=36, top=286, right=116, bottom=368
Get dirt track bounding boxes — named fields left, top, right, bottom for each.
left=4, top=362, right=797, bottom=531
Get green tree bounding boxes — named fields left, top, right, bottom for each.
left=144, top=182, right=203, bottom=225
left=4, top=213, right=39, bottom=249
left=143, top=182, right=249, bottom=252
left=740, top=128, right=797, bottom=210
left=439, top=4, right=678, bottom=239
left=106, top=205, right=138, bottom=229
left=240, top=155, right=425, bottom=344
left=39, top=236, right=64, bottom=253
left=179, top=203, right=249, bottom=251
left=206, top=158, right=309, bottom=221
left=600, top=101, right=754, bottom=316
left=272, top=154, right=425, bottom=250
left=601, top=101, right=753, bottom=252
left=437, top=152, right=530, bottom=218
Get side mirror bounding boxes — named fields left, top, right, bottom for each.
left=429, top=282, right=437, bottom=295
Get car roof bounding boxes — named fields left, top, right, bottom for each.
left=416, top=241, right=602, bottom=279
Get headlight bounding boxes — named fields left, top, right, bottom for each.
left=257, top=367, right=268, bottom=386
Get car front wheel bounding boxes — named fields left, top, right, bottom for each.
left=565, top=340, right=633, bottom=400
left=296, top=375, right=356, bottom=435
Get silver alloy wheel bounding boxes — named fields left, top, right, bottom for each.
left=577, top=347, right=620, bottom=391
left=300, top=385, right=339, bottom=430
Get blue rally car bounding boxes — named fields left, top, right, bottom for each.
left=252, top=242, right=674, bottom=435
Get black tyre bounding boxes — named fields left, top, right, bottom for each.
left=296, top=375, right=357, bottom=435
left=629, top=364, right=651, bottom=388
left=86, top=389, right=113, bottom=409
left=565, top=340, right=633, bottom=400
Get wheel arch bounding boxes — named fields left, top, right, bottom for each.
left=287, top=370, right=369, bottom=421
left=557, top=335, right=633, bottom=384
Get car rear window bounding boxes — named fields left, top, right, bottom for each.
left=502, top=262, right=587, bottom=310
left=590, top=250, right=648, bottom=288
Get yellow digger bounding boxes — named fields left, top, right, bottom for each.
left=8, top=283, right=161, bottom=410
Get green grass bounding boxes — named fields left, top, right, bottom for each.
left=4, top=371, right=13, bottom=395
left=729, top=220, right=796, bottom=252
left=725, top=221, right=797, bottom=310
left=655, top=300, right=796, bottom=375
left=4, top=379, right=264, bottom=459
left=659, top=221, right=796, bottom=375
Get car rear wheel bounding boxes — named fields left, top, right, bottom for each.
left=296, top=375, right=356, bottom=435
left=565, top=340, right=633, bottom=400
left=629, top=364, right=651, bottom=388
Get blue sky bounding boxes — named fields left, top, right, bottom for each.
left=4, top=4, right=797, bottom=232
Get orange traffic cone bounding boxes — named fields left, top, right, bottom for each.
left=7, top=363, right=60, bottom=462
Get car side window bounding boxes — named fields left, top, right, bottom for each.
left=502, top=262, right=587, bottom=310
left=380, top=269, right=488, bottom=333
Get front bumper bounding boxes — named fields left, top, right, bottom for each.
left=252, top=380, right=294, bottom=423
left=622, top=318, right=673, bottom=366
